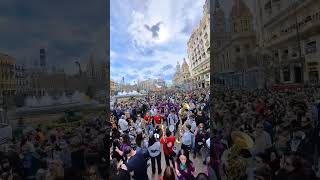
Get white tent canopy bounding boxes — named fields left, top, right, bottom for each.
left=115, top=91, right=147, bottom=98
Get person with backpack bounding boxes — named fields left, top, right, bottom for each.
left=160, top=128, right=176, bottom=167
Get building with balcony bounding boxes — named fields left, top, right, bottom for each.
left=188, top=0, right=210, bottom=89
left=257, top=0, right=320, bottom=84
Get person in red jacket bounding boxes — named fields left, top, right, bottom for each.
left=153, top=111, right=163, bottom=126
left=160, top=128, right=176, bottom=167
left=144, top=111, right=154, bottom=135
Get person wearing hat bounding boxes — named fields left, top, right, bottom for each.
left=222, top=131, right=254, bottom=180
left=179, top=103, right=189, bottom=125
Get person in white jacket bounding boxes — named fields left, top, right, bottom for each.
left=147, top=134, right=162, bottom=175
left=118, top=115, right=129, bottom=133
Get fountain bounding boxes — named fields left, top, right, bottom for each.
left=25, top=96, right=39, bottom=107
left=17, top=91, right=104, bottom=116
left=39, top=93, right=54, bottom=106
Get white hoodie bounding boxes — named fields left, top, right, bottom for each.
left=148, top=141, right=161, bottom=157
left=118, top=118, right=128, bottom=131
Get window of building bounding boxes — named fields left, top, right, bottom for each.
left=282, top=49, right=289, bottom=59
left=283, top=67, right=290, bottom=82
left=264, top=1, right=271, bottom=11
left=235, top=46, right=240, bottom=53
left=292, top=46, right=299, bottom=58
left=305, top=41, right=317, bottom=54
left=309, top=71, right=319, bottom=83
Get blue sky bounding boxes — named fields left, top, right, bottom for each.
left=110, top=0, right=206, bottom=84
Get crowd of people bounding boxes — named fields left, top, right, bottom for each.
left=110, top=88, right=213, bottom=180
left=0, top=116, right=111, bottom=180
left=2, top=86, right=320, bottom=180
left=213, top=87, right=320, bottom=180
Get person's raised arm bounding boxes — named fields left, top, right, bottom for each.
left=175, top=162, right=181, bottom=177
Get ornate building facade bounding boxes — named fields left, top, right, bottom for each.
left=182, top=58, right=192, bottom=83
left=213, top=0, right=263, bottom=89
left=188, top=0, right=210, bottom=89
left=173, top=59, right=192, bottom=89
left=138, top=78, right=165, bottom=92
left=173, top=61, right=183, bottom=87
left=256, top=0, right=320, bottom=84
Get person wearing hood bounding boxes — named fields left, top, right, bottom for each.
left=118, top=115, right=129, bottom=134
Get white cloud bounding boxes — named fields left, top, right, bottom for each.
left=110, top=50, right=117, bottom=60
left=111, top=48, right=184, bottom=84
left=127, top=0, right=205, bottom=49
left=111, top=0, right=205, bottom=84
